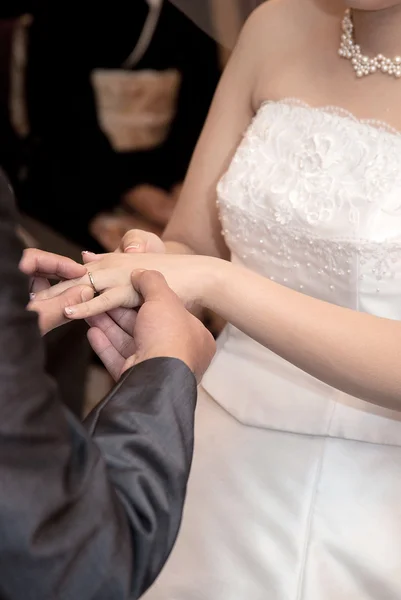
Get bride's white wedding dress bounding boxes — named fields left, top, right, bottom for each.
left=145, top=100, right=401, bottom=599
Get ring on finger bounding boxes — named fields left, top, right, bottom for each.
left=87, top=271, right=99, bottom=296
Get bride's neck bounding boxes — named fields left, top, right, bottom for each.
left=352, top=5, right=401, bottom=57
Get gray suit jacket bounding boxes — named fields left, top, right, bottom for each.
left=0, top=170, right=197, bottom=599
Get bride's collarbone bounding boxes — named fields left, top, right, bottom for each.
left=254, top=68, right=401, bottom=133
left=251, top=0, right=401, bottom=129
left=252, top=19, right=401, bottom=131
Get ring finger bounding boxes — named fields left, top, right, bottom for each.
left=65, top=285, right=140, bottom=320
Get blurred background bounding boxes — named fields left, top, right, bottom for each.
left=1, top=0, right=223, bottom=249
left=0, top=0, right=226, bottom=415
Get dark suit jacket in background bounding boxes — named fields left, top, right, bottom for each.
left=0, top=0, right=220, bottom=250
left=0, top=169, right=197, bottom=599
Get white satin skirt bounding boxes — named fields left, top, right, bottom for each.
left=144, top=386, right=401, bottom=600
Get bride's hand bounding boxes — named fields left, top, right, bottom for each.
left=34, top=253, right=216, bottom=319
left=116, top=229, right=166, bottom=254
left=117, top=229, right=166, bottom=254
left=80, top=229, right=166, bottom=266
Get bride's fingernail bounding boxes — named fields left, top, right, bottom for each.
left=125, top=244, right=141, bottom=252
left=82, top=250, right=96, bottom=256
left=29, top=292, right=35, bottom=300
left=65, top=307, right=75, bottom=316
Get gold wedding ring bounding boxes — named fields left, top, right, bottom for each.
left=87, top=271, right=99, bottom=295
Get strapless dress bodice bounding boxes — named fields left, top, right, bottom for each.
left=202, top=99, right=401, bottom=444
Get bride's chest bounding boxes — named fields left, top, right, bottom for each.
left=218, top=101, right=401, bottom=238
left=217, top=101, right=401, bottom=312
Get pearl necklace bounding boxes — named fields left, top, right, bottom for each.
left=339, top=9, right=401, bottom=78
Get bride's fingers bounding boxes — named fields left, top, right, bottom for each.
left=81, top=251, right=106, bottom=264
left=34, top=276, right=84, bottom=301
left=34, top=269, right=110, bottom=301
left=35, top=266, right=138, bottom=302
left=65, top=285, right=140, bottom=320
left=86, top=311, right=136, bottom=359
left=120, top=229, right=166, bottom=254
left=87, top=327, right=125, bottom=382
left=30, top=277, right=51, bottom=295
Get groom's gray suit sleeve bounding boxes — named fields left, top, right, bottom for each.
left=0, top=171, right=197, bottom=599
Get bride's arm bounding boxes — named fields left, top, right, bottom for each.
left=202, top=259, right=401, bottom=412
left=50, top=251, right=401, bottom=412
left=162, top=22, right=253, bottom=258
left=161, top=33, right=253, bottom=258
left=120, top=3, right=282, bottom=259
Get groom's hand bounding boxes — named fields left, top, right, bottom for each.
left=29, top=286, right=94, bottom=336
left=88, top=270, right=215, bottom=382
left=19, top=248, right=87, bottom=285
left=19, top=248, right=93, bottom=335
left=87, top=308, right=137, bottom=381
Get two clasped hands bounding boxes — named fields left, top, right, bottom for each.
left=19, top=229, right=215, bottom=382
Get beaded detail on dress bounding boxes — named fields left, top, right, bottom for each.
left=217, top=99, right=401, bottom=304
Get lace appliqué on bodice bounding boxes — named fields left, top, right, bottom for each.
left=217, top=99, right=401, bottom=313
left=202, top=99, right=401, bottom=441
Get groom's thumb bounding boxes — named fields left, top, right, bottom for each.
left=131, top=269, right=173, bottom=303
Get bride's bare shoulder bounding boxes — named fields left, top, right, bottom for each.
left=230, top=0, right=342, bottom=105
left=244, top=0, right=310, bottom=35
left=241, top=0, right=341, bottom=52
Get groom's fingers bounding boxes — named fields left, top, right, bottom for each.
left=108, top=307, right=138, bottom=335
left=19, top=248, right=87, bottom=280
left=29, top=285, right=94, bottom=335
left=131, top=269, right=173, bottom=302
left=86, top=311, right=136, bottom=359
left=87, top=327, right=125, bottom=382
